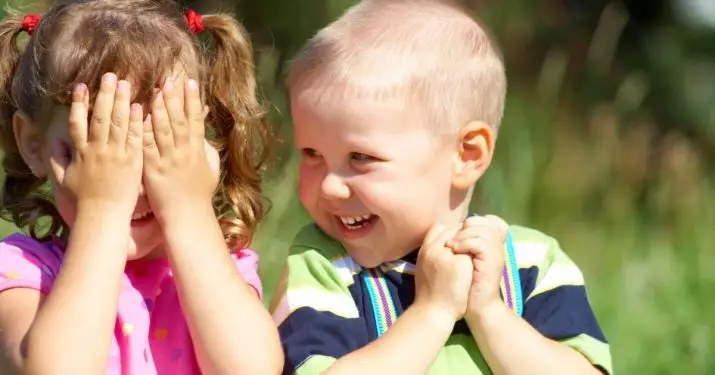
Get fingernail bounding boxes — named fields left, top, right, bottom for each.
left=163, top=79, right=173, bottom=92
left=118, top=80, right=130, bottom=95
left=103, top=73, right=116, bottom=83
left=131, top=103, right=142, bottom=113
left=187, top=79, right=198, bottom=91
left=73, top=83, right=86, bottom=94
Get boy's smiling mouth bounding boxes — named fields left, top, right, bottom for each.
left=336, top=214, right=378, bottom=235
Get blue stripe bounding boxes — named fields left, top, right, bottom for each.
left=362, top=269, right=388, bottom=337
left=278, top=307, right=370, bottom=375
left=522, top=285, right=608, bottom=343
left=505, top=230, right=524, bottom=316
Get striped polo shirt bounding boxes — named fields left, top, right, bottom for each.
left=270, top=223, right=612, bottom=375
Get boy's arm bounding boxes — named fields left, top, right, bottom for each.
left=323, top=302, right=455, bottom=375
left=467, top=303, right=604, bottom=375
left=466, top=229, right=612, bottom=375
left=272, top=226, right=456, bottom=375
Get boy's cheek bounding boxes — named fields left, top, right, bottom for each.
left=297, top=166, right=319, bottom=202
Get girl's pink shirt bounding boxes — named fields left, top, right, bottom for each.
left=0, top=233, right=263, bottom=374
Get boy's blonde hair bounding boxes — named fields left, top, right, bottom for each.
left=288, top=0, right=507, bottom=133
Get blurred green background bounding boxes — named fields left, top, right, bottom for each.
left=2, top=0, right=714, bottom=373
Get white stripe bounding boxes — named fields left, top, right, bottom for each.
left=512, top=240, right=549, bottom=268
left=381, top=260, right=416, bottom=274
left=526, top=263, right=584, bottom=301
left=331, top=256, right=362, bottom=284
left=272, top=288, right=359, bottom=325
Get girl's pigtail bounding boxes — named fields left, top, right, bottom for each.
left=0, top=12, right=61, bottom=238
left=200, top=13, right=273, bottom=249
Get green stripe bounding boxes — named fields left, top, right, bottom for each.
left=560, top=334, right=613, bottom=374
left=296, top=355, right=336, bottom=375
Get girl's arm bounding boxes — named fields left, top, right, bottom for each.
left=0, top=208, right=129, bottom=375
left=162, top=204, right=283, bottom=375
left=0, top=75, right=144, bottom=375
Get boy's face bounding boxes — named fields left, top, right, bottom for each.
left=292, top=88, right=462, bottom=267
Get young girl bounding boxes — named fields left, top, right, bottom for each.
left=0, top=0, right=282, bottom=374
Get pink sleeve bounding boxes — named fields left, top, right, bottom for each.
left=0, top=234, right=62, bottom=295
left=231, top=249, right=263, bottom=300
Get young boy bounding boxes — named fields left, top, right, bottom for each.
left=270, top=0, right=612, bottom=374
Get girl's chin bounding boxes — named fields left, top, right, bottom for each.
left=125, top=239, right=164, bottom=261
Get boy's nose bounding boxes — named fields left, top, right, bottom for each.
left=320, top=173, right=350, bottom=201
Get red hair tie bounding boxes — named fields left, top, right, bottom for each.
left=21, top=14, right=41, bottom=35
left=184, top=9, right=205, bottom=34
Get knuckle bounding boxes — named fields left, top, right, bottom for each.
left=69, top=116, right=84, bottom=129
left=484, top=214, right=508, bottom=228
left=126, top=125, right=142, bottom=139
left=464, top=215, right=483, bottom=226
left=143, top=136, right=157, bottom=150
left=174, top=118, right=188, bottom=128
left=111, top=113, right=127, bottom=127
left=157, top=125, right=172, bottom=138
left=92, top=113, right=108, bottom=127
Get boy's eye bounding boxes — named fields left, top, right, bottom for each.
left=301, top=148, right=322, bottom=158
left=351, top=152, right=375, bottom=162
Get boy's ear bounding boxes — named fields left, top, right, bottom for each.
left=13, top=112, right=47, bottom=177
left=451, top=120, right=495, bottom=190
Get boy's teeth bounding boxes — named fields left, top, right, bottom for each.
left=340, top=215, right=373, bottom=226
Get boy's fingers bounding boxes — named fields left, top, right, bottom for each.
left=451, top=225, right=496, bottom=242
left=465, top=215, right=509, bottom=240
left=449, top=237, right=491, bottom=258
left=483, top=215, right=509, bottom=234
left=423, top=224, right=447, bottom=247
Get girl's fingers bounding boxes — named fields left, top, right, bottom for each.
left=108, top=80, right=131, bottom=147
left=126, top=103, right=144, bottom=154
left=184, top=79, right=205, bottom=142
left=162, top=78, right=189, bottom=146
left=142, top=114, right=160, bottom=166
left=68, top=83, right=89, bottom=148
left=150, top=91, right=174, bottom=155
left=89, top=73, right=118, bottom=144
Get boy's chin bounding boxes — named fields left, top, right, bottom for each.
left=344, top=244, right=404, bottom=269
